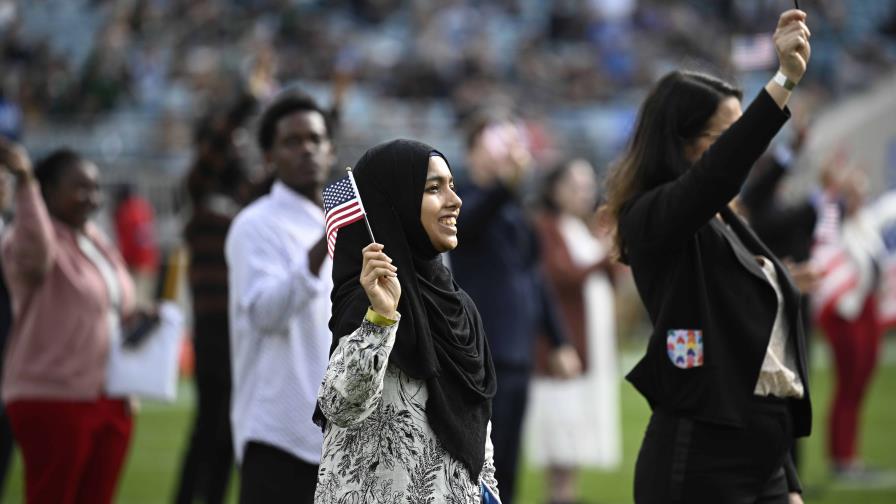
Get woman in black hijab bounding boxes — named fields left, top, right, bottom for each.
left=314, top=139, right=499, bottom=503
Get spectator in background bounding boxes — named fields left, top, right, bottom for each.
left=740, top=125, right=817, bottom=267
left=78, top=16, right=134, bottom=115
left=114, top=183, right=159, bottom=307
left=0, top=141, right=136, bottom=504
left=812, top=166, right=888, bottom=483
left=173, top=96, right=255, bottom=504
left=739, top=118, right=818, bottom=473
left=451, top=110, right=581, bottom=504
left=527, top=159, right=621, bottom=504
left=225, top=90, right=335, bottom=503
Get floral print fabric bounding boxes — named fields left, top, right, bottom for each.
left=316, top=318, right=499, bottom=503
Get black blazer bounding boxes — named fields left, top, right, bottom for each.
left=620, top=90, right=811, bottom=438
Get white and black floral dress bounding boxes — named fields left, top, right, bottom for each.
left=315, top=316, right=500, bottom=504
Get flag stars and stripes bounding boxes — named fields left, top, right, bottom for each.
left=323, top=175, right=366, bottom=257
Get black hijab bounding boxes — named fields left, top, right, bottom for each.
left=317, top=139, right=496, bottom=482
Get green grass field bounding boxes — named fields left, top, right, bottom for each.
left=3, top=335, right=895, bottom=503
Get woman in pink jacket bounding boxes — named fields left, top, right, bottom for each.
left=0, top=140, right=136, bottom=504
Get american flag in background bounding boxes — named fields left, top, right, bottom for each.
left=322, top=174, right=366, bottom=258
left=731, top=33, right=777, bottom=71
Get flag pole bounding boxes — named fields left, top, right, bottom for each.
left=346, top=167, right=376, bottom=243
left=794, top=0, right=799, bottom=10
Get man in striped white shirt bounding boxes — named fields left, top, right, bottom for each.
left=225, top=91, right=334, bottom=503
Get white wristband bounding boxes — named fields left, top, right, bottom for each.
left=773, top=71, right=796, bottom=91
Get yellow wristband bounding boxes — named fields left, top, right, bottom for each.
left=365, top=307, right=397, bottom=327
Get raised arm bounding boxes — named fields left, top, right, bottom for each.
left=620, top=90, right=791, bottom=255
left=740, top=154, right=789, bottom=213
left=0, top=140, right=56, bottom=284
left=318, top=242, right=401, bottom=427
left=456, top=184, right=514, bottom=242
left=317, top=310, right=399, bottom=427
left=621, top=10, right=810, bottom=255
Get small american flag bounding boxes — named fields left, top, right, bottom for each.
left=322, top=173, right=366, bottom=258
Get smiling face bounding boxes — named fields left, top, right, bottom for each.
left=46, top=160, right=101, bottom=230
left=420, top=156, right=462, bottom=252
left=684, top=96, right=743, bottom=163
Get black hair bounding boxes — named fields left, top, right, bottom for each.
left=604, top=70, right=742, bottom=261
left=33, top=148, right=85, bottom=199
left=256, top=90, right=332, bottom=153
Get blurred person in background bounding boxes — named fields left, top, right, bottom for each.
left=811, top=164, right=888, bottom=483
left=249, top=79, right=348, bottom=200
left=225, top=90, right=334, bottom=503
left=113, top=183, right=159, bottom=307
left=739, top=115, right=820, bottom=475
left=740, top=120, right=818, bottom=283
left=173, top=95, right=255, bottom=504
left=527, top=159, right=621, bottom=504
left=0, top=141, right=136, bottom=504
left=605, top=9, right=812, bottom=502
left=451, top=110, right=581, bottom=504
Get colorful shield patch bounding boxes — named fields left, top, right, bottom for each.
left=666, top=329, right=704, bottom=369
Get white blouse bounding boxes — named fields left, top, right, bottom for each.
left=753, top=256, right=805, bottom=399
left=316, top=316, right=499, bottom=504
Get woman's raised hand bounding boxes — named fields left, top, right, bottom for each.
left=360, top=243, right=401, bottom=320
left=774, top=9, right=811, bottom=84
left=0, top=137, right=32, bottom=181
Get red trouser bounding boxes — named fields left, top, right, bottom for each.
left=6, top=396, right=133, bottom=504
left=819, top=295, right=882, bottom=465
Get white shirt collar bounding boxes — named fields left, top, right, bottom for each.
left=270, top=180, right=324, bottom=220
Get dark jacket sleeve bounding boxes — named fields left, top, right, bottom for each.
left=740, top=154, right=818, bottom=260
left=740, top=154, right=787, bottom=213
left=456, top=183, right=514, bottom=241
left=537, top=268, right=569, bottom=348
left=751, top=202, right=817, bottom=256
left=620, top=90, right=790, bottom=255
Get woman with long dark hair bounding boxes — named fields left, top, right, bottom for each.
left=604, top=9, right=813, bottom=503
left=314, top=140, right=498, bottom=503
left=527, top=159, right=621, bottom=504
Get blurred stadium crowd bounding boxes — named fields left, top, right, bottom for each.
left=0, top=0, right=893, bottom=355
left=3, top=0, right=895, bottom=199
left=0, top=0, right=892, bottom=383
left=1, top=1, right=896, bottom=502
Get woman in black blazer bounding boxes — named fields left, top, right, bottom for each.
left=604, top=9, right=813, bottom=504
